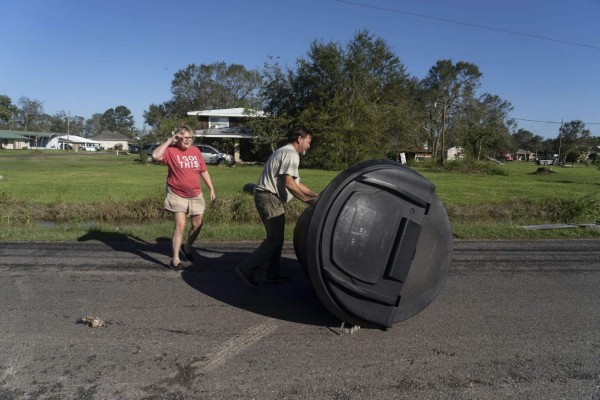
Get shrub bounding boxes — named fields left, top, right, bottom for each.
left=423, top=160, right=508, bottom=176
left=543, top=194, right=600, bottom=224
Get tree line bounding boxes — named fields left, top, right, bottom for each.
left=0, top=96, right=137, bottom=139
left=2, top=30, right=598, bottom=167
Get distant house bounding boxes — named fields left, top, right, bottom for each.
left=187, top=108, right=263, bottom=162
left=414, top=150, right=433, bottom=162
left=19, top=131, right=57, bottom=149
left=54, top=135, right=100, bottom=151
left=1, top=130, right=110, bottom=151
left=187, top=107, right=263, bottom=130
left=90, top=131, right=133, bottom=151
left=394, top=148, right=433, bottom=162
left=445, top=146, right=464, bottom=161
left=515, top=149, right=534, bottom=161
left=0, top=131, right=30, bottom=149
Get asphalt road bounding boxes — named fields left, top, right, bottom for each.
left=1, top=239, right=599, bottom=399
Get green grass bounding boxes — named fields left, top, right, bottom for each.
left=423, top=163, right=599, bottom=205
left=1, top=150, right=599, bottom=241
left=0, top=151, right=333, bottom=202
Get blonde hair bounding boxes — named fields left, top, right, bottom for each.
left=172, top=125, right=193, bottom=136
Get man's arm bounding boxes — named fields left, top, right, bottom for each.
left=297, top=181, right=317, bottom=198
left=284, top=175, right=318, bottom=204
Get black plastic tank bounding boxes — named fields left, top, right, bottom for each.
left=294, top=160, right=453, bottom=329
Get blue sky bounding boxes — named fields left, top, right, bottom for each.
left=1, top=0, right=599, bottom=139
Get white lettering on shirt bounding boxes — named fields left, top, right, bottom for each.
left=176, top=155, right=200, bottom=169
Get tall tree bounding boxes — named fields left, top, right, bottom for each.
left=169, top=61, right=262, bottom=117
left=262, top=30, right=412, bottom=169
left=143, top=102, right=173, bottom=128
left=557, top=120, right=592, bottom=162
left=45, top=110, right=85, bottom=134
left=16, top=96, right=45, bottom=131
left=0, top=95, right=18, bottom=129
left=452, top=93, right=514, bottom=160
left=419, top=60, right=482, bottom=163
left=100, top=106, right=135, bottom=137
left=84, top=114, right=103, bottom=137
left=512, top=129, right=544, bottom=153
left=243, top=112, right=291, bottom=154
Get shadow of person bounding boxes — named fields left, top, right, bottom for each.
left=77, top=228, right=171, bottom=269
left=181, top=247, right=339, bottom=328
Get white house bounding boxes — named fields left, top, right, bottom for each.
left=187, top=107, right=264, bottom=129
left=89, top=131, right=133, bottom=151
left=446, top=146, right=465, bottom=161
left=187, top=108, right=263, bottom=162
left=48, top=135, right=100, bottom=151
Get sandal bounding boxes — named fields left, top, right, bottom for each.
left=180, top=248, right=194, bottom=262
left=169, top=261, right=184, bottom=271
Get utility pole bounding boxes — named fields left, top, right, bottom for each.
left=558, top=119, right=563, bottom=163
left=441, top=104, right=446, bottom=165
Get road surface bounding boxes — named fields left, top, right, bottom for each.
left=1, top=239, right=599, bottom=399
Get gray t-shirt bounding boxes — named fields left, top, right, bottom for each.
left=256, top=144, right=300, bottom=203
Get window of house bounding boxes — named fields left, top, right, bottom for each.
left=209, top=117, right=229, bottom=129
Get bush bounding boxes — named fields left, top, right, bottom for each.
left=204, top=191, right=310, bottom=225
left=423, top=160, right=509, bottom=176
left=543, top=194, right=600, bottom=224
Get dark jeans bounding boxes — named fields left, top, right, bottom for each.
left=238, top=191, right=285, bottom=281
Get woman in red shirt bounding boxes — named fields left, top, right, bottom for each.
left=152, top=125, right=216, bottom=270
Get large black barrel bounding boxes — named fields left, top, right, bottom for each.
left=294, top=160, right=452, bottom=329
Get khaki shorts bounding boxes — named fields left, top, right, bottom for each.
left=164, top=187, right=206, bottom=216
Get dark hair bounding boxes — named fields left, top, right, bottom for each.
left=287, top=126, right=312, bottom=143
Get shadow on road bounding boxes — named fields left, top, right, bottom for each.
left=181, top=247, right=339, bottom=328
left=76, top=229, right=339, bottom=327
left=77, top=228, right=171, bottom=269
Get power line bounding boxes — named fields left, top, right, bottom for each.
left=514, top=118, right=600, bottom=125
left=334, top=0, right=600, bottom=51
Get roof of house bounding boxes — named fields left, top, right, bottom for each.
left=58, top=135, right=100, bottom=144
left=0, top=131, right=31, bottom=140
left=1, top=130, right=58, bottom=139
left=90, top=131, right=132, bottom=141
left=187, top=107, right=264, bottom=117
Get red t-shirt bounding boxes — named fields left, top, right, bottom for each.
left=163, top=145, right=207, bottom=198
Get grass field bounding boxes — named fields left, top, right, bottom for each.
left=1, top=150, right=599, bottom=241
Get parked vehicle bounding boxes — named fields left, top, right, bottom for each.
left=141, top=143, right=233, bottom=165
left=80, top=143, right=99, bottom=152
left=128, top=145, right=140, bottom=154
left=141, top=143, right=159, bottom=162
left=196, top=144, right=233, bottom=165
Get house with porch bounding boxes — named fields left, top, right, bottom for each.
left=0, top=131, right=30, bottom=149
left=187, top=108, right=264, bottom=162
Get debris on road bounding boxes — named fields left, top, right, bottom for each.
left=523, top=223, right=600, bottom=230
left=80, top=315, right=106, bottom=328
left=340, top=322, right=361, bottom=335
